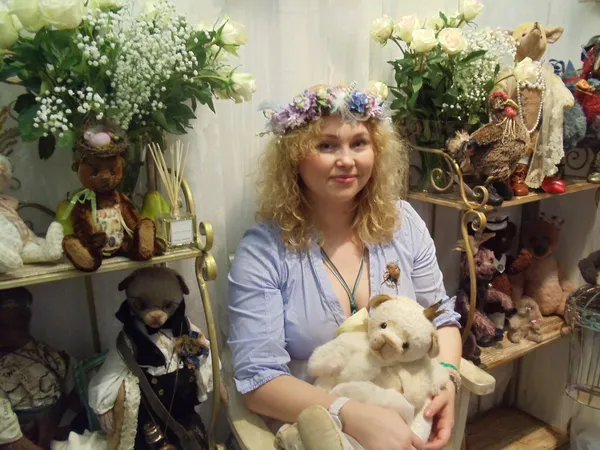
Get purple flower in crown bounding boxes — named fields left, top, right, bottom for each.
left=348, top=91, right=369, bottom=114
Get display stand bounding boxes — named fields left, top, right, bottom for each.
left=409, top=146, right=600, bottom=449
left=0, top=177, right=225, bottom=450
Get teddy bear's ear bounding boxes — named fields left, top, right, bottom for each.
left=429, top=332, right=440, bottom=358
left=118, top=270, right=139, bottom=291
left=424, top=301, right=445, bottom=323
left=176, top=274, right=190, bottom=295
left=368, top=294, right=393, bottom=311
left=545, top=26, right=564, bottom=44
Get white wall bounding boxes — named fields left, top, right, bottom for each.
left=1, top=0, right=599, bottom=434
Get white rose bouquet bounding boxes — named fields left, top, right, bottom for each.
left=0, top=0, right=256, bottom=162
left=370, top=1, right=516, bottom=190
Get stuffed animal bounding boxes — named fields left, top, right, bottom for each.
left=474, top=216, right=532, bottom=329
left=0, top=155, right=64, bottom=273
left=275, top=295, right=450, bottom=450
left=0, top=287, right=76, bottom=450
left=497, top=22, right=574, bottom=196
left=577, top=249, right=600, bottom=286
left=507, top=297, right=543, bottom=344
left=61, top=147, right=163, bottom=272
left=87, top=267, right=216, bottom=450
left=519, top=214, right=576, bottom=316
left=447, top=91, right=530, bottom=206
left=453, top=234, right=511, bottom=365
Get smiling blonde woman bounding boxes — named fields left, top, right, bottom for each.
left=227, top=84, right=462, bottom=450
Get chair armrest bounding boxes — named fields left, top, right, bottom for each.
left=221, top=346, right=277, bottom=450
left=458, top=358, right=495, bottom=396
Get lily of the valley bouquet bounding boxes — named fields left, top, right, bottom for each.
left=0, top=0, right=256, bottom=160
left=371, top=0, right=516, bottom=145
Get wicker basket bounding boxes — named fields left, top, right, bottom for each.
left=565, top=284, right=600, bottom=410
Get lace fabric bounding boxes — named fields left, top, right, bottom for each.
left=118, top=373, right=140, bottom=450
left=525, top=62, right=575, bottom=188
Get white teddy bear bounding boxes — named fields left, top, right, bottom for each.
left=0, top=155, right=64, bottom=273
left=275, top=294, right=450, bottom=450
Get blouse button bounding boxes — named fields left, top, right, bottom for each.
left=158, top=389, right=165, bottom=396
left=151, top=378, right=158, bottom=385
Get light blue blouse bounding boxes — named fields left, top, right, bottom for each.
left=227, top=200, right=460, bottom=395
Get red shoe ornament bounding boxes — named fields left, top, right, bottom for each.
left=541, top=177, right=566, bottom=194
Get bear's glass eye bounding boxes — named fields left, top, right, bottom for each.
left=133, top=298, right=148, bottom=310
left=162, top=301, right=176, bottom=310
left=402, top=342, right=410, bottom=350
left=93, top=170, right=99, bottom=176
left=380, top=322, right=387, bottom=329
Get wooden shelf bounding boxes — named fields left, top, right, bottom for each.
left=408, top=177, right=598, bottom=211
left=0, top=247, right=202, bottom=290
left=466, top=407, right=568, bottom=450
left=479, top=315, right=571, bottom=371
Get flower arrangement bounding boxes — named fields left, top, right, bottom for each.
left=370, top=0, right=515, bottom=145
left=259, top=82, right=387, bottom=136
left=0, top=0, right=256, bottom=160
left=370, top=0, right=516, bottom=191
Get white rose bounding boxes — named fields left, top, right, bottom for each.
left=367, top=80, right=389, bottom=100
left=8, top=0, right=46, bottom=32
left=438, top=28, right=466, bottom=55
left=424, top=15, right=445, bottom=30
left=370, top=15, right=394, bottom=44
left=458, top=0, right=484, bottom=21
left=218, top=17, right=247, bottom=46
left=141, top=0, right=160, bottom=19
left=410, top=29, right=437, bottom=54
left=0, top=6, right=19, bottom=49
left=514, top=57, right=538, bottom=84
left=393, top=15, right=420, bottom=42
left=40, top=0, right=83, bottom=30
left=227, top=72, right=256, bottom=103
left=88, top=0, right=123, bottom=10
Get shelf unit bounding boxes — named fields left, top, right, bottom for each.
left=409, top=146, right=599, bottom=450
left=0, top=179, right=225, bottom=450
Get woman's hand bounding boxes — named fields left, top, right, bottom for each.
left=341, top=401, right=426, bottom=450
left=424, top=382, right=456, bottom=450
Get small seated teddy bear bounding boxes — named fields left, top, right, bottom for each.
left=275, top=295, right=451, bottom=450
left=87, top=267, right=216, bottom=450
left=507, top=297, right=543, bottom=344
left=0, top=154, right=64, bottom=273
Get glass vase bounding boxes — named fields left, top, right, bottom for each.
left=157, top=209, right=198, bottom=249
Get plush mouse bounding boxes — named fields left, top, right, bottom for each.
left=87, top=267, right=216, bottom=450
left=0, top=287, right=76, bottom=450
left=519, top=214, right=576, bottom=316
left=62, top=148, right=163, bottom=273
left=275, top=295, right=450, bottom=450
left=577, top=249, right=600, bottom=286
left=0, top=155, right=64, bottom=273
left=507, top=297, right=543, bottom=344
left=497, top=22, right=574, bottom=195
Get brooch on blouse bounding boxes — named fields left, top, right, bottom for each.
left=382, top=261, right=401, bottom=292
left=174, top=331, right=210, bottom=369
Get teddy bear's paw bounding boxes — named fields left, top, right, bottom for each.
left=133, top=218, right=156, bottom=260
left=44, top=221, right=65, bottom=260
left=298, top=405, right=347, bottom=450
left=63, top=236, right=102, bottom=272
left=0, top=243, right=24, bottom=273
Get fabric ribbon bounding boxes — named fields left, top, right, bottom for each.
left=61, top=189, right=97, bottom=225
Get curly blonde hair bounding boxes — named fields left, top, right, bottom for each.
left=256, top=117, right=409, bottom=250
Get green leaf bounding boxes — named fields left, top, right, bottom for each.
left=439, top=12, right=448, bottom=25
left=151, top=110, right=186, bottom=135
left=14, top=93, right=37, bottom=115
left=17, top=104, right=41, bottom=141
left=459, top=50, right=487, bottom=66
left=468, top=115, right=480, bottom=125
left=57, top=129, right=75, bottom=149
left=168, top=102, right=196, bottom=121
left=412, top=76, right=423, bottom=94
left=38, top=134, right=56, bottom=160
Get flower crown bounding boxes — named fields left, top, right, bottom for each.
left=258, top=82, right=387, bottom=137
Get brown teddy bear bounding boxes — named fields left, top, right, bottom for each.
left=454, top=234, right=512, bottom=365
left=62, top=148, right=162, bottom=272
left=497, top=22, right=574, bottom=196
left=0, top=288, right=75, bottom=450
left=519, top=214, right=576, bottom=316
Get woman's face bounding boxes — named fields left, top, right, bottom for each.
left=298, top=115, right=375, bottom=206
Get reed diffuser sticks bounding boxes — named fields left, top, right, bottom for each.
left=147, top=140, right=189, bottom=216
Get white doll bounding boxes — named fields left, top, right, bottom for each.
left=0, top=155, right=64, bottom=273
